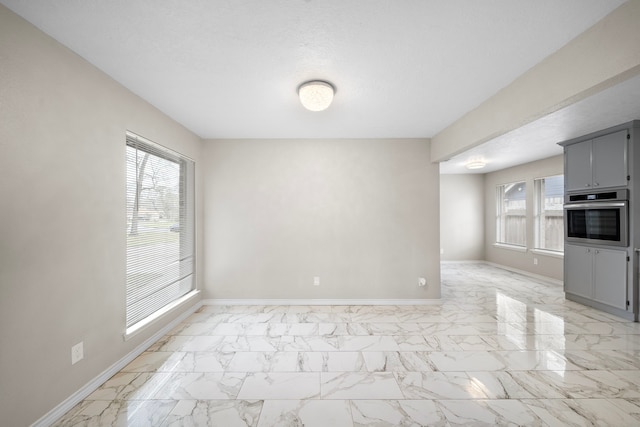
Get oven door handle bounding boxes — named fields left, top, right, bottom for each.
left=564, top=202, right=627, bottom=209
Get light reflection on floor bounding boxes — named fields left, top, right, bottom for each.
left=54, top=262, right=640, bottom=426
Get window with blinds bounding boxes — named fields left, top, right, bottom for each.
left=125, top=132, right=195, bottom=331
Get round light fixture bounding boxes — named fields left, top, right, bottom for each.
left=465, top=158, right=487, bottom=170
left=298, top=80, right=335, bottom=111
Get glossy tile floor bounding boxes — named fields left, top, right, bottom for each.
left=54, top=263, right=640, bottom=426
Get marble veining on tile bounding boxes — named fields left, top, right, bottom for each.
left=53, top=263, right=640, bottom=426
left=321, top=372, right=404, bottom=399
left=257, top=400, right=352, bottom=427
left=237, top=372, right=321, bottom=400
left=161, top=400, right=263, bottom=427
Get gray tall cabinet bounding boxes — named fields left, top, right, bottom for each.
left=559, top=121, right=640, bottom=321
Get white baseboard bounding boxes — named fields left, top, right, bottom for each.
left=441, top=259, right=563, bottom=286
left=440, top=260, right=485, bottom=264
left=202, top=298, right=440, bottom=306
left=32, top=300, right=203, bottom=427
left=484, top=261, right=563, bottom=286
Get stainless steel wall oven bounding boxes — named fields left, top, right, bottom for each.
left=564, top=189, right=628, bottom=247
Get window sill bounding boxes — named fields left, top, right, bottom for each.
left=531, top=248, right=564, bottom=259
left=493, top=243, right=527, bottom=253
left=124, top=290, right=200, bottom=341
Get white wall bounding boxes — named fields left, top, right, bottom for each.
left=0, top=7, right=203, bottom=426
left=440, top=174, right=485, bottom=261
left=203, top=139, right=441, bottom=300
left=484, top=155, right=564, bottom=280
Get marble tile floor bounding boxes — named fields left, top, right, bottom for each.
left=53, top=263, right=640, bottom=426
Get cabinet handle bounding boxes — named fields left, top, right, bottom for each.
left=585, top=183, right=591, bottom=187
left=586, top=248, right=591, bottom=253
left=594, top=182, right=599, bottom=187
left=595, top=250, right=600, bottom=254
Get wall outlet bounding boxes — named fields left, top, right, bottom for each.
left=533, top=258, right=538, bottom=265
left=418, top=277, right=427, bottom=287
left=440, top=248, right=444, bottom=255
left=71, top=341, right=84, bottom=365
left=313, top=276, right=320, bottom=286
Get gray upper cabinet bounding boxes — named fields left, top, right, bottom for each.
left=592, top=130, right=628, bottom=190
left=565, top=142, right=592, bottom=192
left=565, top=130, right=628, bottom=192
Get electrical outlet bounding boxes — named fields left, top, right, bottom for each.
left=313, top=276, right=320, bottom=286
left=71, top=341, right=84, bottom=365
left=533, top=258, right=538, bottom=265
left=418, top=277, right=427, bottom=287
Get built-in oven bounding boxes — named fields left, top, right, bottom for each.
left=564, top=189, right=628, bottom=247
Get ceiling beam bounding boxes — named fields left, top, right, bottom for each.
left=430, top=0, right=640, bottom=163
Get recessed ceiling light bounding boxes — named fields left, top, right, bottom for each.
left=298, top=80, right=335, bottom=111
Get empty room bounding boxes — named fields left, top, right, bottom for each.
left=3, top=1, right=640, bottom=426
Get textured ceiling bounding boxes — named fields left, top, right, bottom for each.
left=0, top=0, right=631, bottom=172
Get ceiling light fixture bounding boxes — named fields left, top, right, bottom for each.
left=465, top=158, right=487, bottom=170
left=298, top=80, right=335, bottom=111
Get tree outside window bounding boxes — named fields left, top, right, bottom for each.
left=125, top=133, right=195, bottom=331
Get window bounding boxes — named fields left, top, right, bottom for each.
left=534, top=175, right=564, bottom=252
left=126, top=133, right=195, bottom=333
left=496, top=181, right=526, bottom=246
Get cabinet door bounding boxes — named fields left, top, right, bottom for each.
left=564, top=244, right=593, bottom=299
left=593, top=248, right=628, bottom=310
left=592, top=130, right=628, bottom=189
left=565, top=142, right=592, bottom=192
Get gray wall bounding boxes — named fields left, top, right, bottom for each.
left=202, top=139, right=441, bottom=300
left=484, top=155, right=564, bottom=280
left=440, top=174, right=485, bottom=261
left=0, top=7, right=203, bottom=426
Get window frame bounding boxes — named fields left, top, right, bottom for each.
left=534, top=175, right=564, bottom=253
left=124, top=131, right=197, bottom=338
left=495, top=181, right=527, bottom=248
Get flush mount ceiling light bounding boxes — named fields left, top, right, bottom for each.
left=298, top=80, right=335, bottom=111
left=465, top=158, right=487, bottom=170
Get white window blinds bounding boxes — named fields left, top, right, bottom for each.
left=125, top=133, right=195, bottom=329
